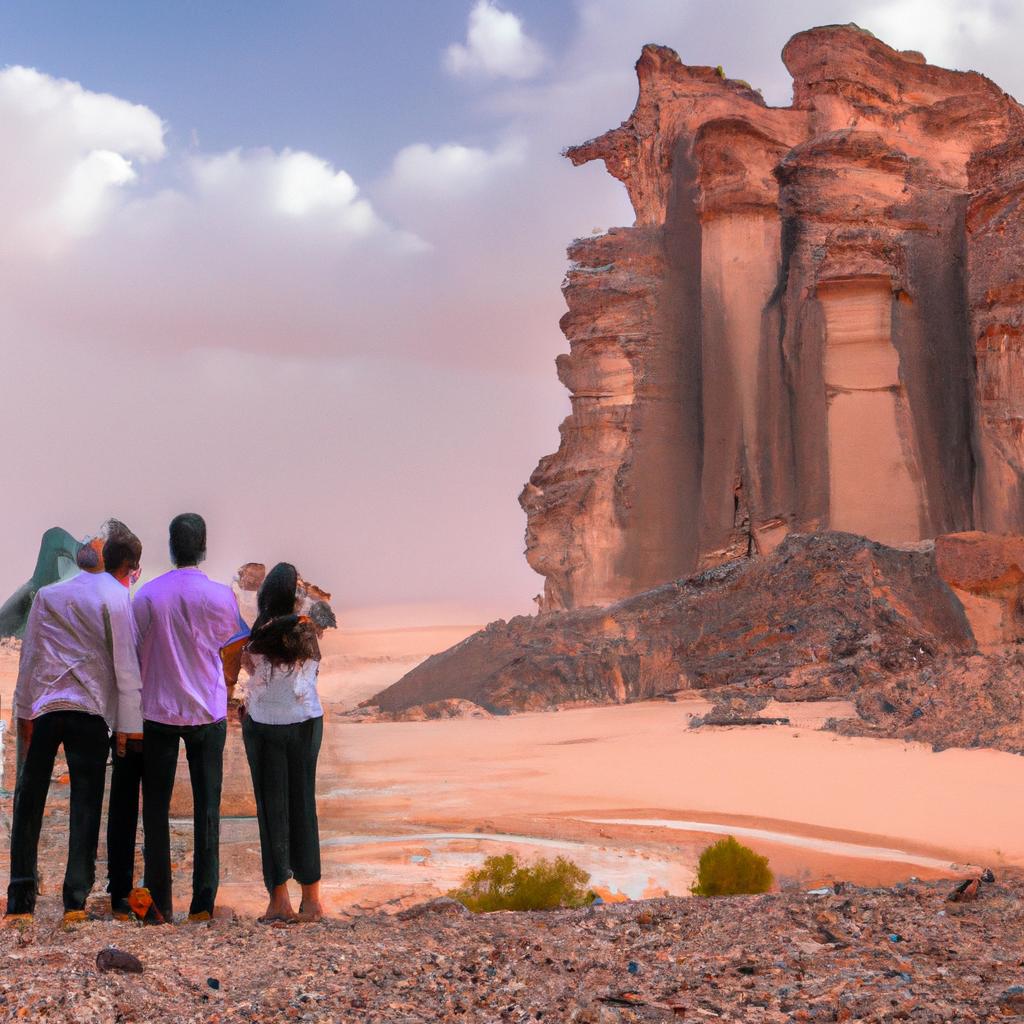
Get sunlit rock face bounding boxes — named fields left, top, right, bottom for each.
left=968, top=137, right=1024, bottom=533
left=521, top=25, right=1024, bottom=611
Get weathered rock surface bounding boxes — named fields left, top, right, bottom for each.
left=968, top=136, right=1024, bottom=534
left=522, top=24, right=1024, bottom=612
left=373, top=528, right=1024, bottom=754
left=934, top=532, right=1024, bottom=646
left=833, top=649, right=1024, bottom=754
left=369, top=532, right=974, bottom=717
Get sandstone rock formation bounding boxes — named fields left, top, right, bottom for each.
left=369, top=532, right=974, bottom=715
left=934, top=532, right=1024, bottom=647
left=521, top=25, right=1024, bottom=612
left=368, top=529, right=1024, bottom=753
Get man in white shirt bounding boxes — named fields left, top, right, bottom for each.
left=5, top=527, right=144, bottom=923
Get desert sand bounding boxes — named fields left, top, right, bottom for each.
left=2, top=621, right=1021, bottom=919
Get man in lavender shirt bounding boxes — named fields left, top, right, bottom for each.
left=134, top=513, right=242, bottom=922
left=6, top=525, right=144, bottom=923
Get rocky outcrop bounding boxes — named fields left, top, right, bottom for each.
left=934, top=532, right=1024, bottom=647
left=369, top=529, right=1024, bottom=754
left=368, top=532, right=975, bottom=716
left=521, top=25, right=1024, bottom=611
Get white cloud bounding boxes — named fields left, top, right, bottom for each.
left=190, top=148, right=382, bottom=237
left=0, top=65, right=164, bottom=253
left=853, top=0, right=999, bottom=65
left=0, top=66, right=428, bottom=359
left=444, top=0, right=545, bottom=80
left=386, top=138, right=526, bottom=197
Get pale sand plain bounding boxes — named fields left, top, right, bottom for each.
left=2, top=622, right=1022, bottom=917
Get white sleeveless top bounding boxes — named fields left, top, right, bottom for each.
left=244, top=654, right=323, bottom=726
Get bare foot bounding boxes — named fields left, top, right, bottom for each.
left=297, top=882, right=324, bottom=922
left=296, top=900, right=323, bottom=922
left=259, top=883, right=296, bottom=923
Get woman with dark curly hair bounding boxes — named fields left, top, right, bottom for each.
left=240, top=562, right=325, bottom=923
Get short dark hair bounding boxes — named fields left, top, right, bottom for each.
left=169, top=513, right=207, bottom=567
left=102, top=527, right=142, bottom=575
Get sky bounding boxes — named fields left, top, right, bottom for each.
left=1, top=0, right=1022, bottom=624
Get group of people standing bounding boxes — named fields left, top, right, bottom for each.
left=5, top=514, right=326, bottom=925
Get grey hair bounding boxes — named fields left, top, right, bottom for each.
left=76, top=543, right=100, bottom=570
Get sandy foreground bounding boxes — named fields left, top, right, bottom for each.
left=1, top=623, right=1023, bottom=919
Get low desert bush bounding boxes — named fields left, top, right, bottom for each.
left=449, top=853, right=592, bottom=912
left=691, top=836, right=774, bottom=896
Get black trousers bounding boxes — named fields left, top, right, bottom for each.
left=242, top=715, right=323, bottom=893
left=142, top=718, right=226, bottom=919
left=106, top=736, right=143, bottom=904
left=7, top=710, right=109, bottom=914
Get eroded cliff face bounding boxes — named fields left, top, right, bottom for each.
left=521, top=25, right=1024, bottom=611
left=968, top=137, right=1024, bottom=533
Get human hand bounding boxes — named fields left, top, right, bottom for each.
left=17, top=717, right=33, bottom=751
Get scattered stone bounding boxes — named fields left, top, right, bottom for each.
left=95, top=947, right=143, bottom=973
left=998, top=985, right=1024, bottom=1013
left=396, top=897, right=471, bottom=921
left=948, top=878, right=980, bottom=902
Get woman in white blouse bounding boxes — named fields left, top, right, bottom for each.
left=239, top=562, right=324, bottom=923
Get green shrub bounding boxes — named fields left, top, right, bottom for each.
left=691, top=836, right=774, bottom=896
left=449, top=853, right=592, bottom=912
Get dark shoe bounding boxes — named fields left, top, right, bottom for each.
left=111, top=897, right=132, bottom=921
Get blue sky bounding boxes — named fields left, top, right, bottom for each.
left=0, top=1, right=574, bottom=180
left=0, top=0, right=1021, bottom=620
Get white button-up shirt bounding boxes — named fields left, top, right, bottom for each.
left=13, top=570, right=144, bottom=734
left=243, top=654, right=323, bottom=725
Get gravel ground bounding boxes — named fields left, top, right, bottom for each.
left=0, top=876, right=1023, bottom=1022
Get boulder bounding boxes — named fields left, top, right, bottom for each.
left=935, top=532, right=1024, bottom=646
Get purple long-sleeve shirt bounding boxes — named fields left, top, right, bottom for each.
left=14, top=570, right=144, bottom=733
left=133, top=567, right=241, bottom=726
